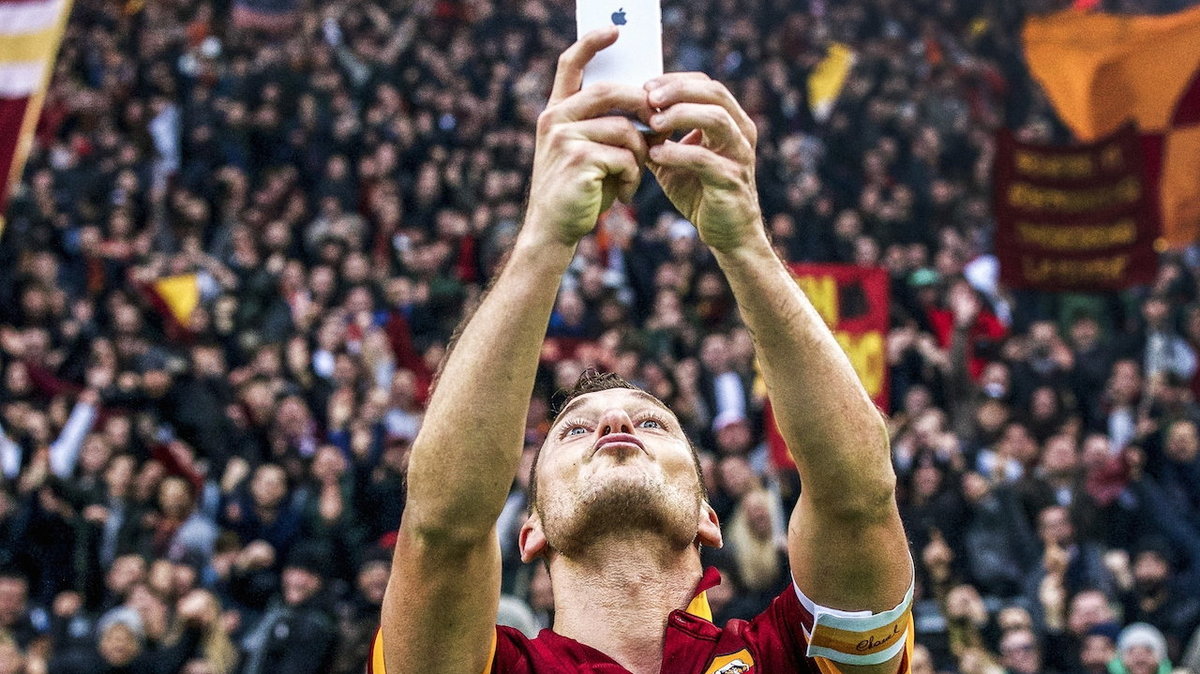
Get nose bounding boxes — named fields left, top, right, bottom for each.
left=596, top=408, right=635, bottom=436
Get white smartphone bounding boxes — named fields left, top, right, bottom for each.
left=577, top=0, right=663, bottom=90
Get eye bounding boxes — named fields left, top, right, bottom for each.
left=637, top=415, right=668, bottom=430
left=559, top=418, right=593, bottom=439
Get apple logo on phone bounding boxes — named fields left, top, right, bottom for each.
left=611, top=7, right=627, bottom=25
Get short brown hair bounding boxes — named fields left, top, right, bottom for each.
left=527, top=369, right=705, bottom=512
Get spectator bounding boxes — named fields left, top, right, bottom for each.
left=998, top=627, right=1057, bottom=674
left=1113, top=622, right=1173, bottom=674
left=237, top=547, right=337, bottom=674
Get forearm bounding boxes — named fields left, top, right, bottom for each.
left=49, top=401, right=98, bottom=479
left=403, top=234, right=573, bottom=541
left=714, top=235, right=893, bottom=510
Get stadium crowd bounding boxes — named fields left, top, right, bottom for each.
left=1, top=0, right=1199, bottom=672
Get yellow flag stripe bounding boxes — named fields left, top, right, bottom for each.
left=0, top=25, right=64, bottom=64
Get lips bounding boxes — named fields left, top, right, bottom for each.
left=591, top=433, right=646, bottom=456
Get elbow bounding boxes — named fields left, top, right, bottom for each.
left=825, top=472, right=898, bottom=526
left=811, top=453, right=897, bottom=522
left=399, top=510, right=496, bottom=554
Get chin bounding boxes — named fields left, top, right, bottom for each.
left=544, top=474, right=700, bottom=556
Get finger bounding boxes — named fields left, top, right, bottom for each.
left=644, top=72, right=712, bottom=89
left=648, top=102, right=751, bottom=158
left=542, top=83, right=651, bottom=125
left=588, top=144, right=643, bottom=201
left=648, top=141, right=742, bottom=189
left=646, top=79, right=757, bottom=147
left=562, top=116, right=651, bottom=167
left=550, top=27, right=620, bottom=104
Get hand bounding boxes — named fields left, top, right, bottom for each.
left=176, top=590, right=216, bottom=628
left=236, top=540, right=276, bottom=571
left=220, top=458, right=250, bottom=494
left=524, top=28, right=652, bottom=248
left=644, top=74, right=762, bottom=254
left=82, top=504, right=109, bottom=524
left=950, top=286, right=981, bottom=329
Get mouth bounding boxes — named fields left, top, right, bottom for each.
left=591, top=433, right=646, bottom=457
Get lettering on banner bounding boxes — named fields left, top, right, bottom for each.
left=1015, top=219, right=1137, bottom=251
left=1014, top=151, right=1095, bottom=179
left=1021, top=255, right=1130, bottom=283
left=1006, top=177, right=1142, bottom=212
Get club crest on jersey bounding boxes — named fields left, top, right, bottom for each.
left=704, top=650, right=754, bottom=674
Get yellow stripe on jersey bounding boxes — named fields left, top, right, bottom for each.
left=684, top=590, right=713, bottom=622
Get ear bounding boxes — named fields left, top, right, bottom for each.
left=696, top=501, right=722, bottom=549
left=519, top=512, right=549, bottom=563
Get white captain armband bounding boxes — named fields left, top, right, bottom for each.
left=797, top=580, right=915, bottom=666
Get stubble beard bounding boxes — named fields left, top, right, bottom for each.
left=539, top=470, right=701, bottom=559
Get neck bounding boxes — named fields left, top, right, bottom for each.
left=550, top=535, right=703, bottom=674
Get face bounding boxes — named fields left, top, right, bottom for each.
left=910, top=644, right=934, bottom=674
left=1068, top=591, right=1115, bottom=636
left=1041, top=436, right=1078, bottom=477
left=1166, top=421, right=1199, bottom=462
left=1122, top=645, right=1159, bottom=674
left=1081, top=635, right=1116, bottom=669
left=0, top=640, right=23, bottom=674
left=1000, top=630, right=1041, bottom=674
left=99, top=624, right=141, bottom=666
left=521, top=388, right=719, bottom=561
left=1038, top=506, right=1073, bottom=546
left=251, top=465, right=288, bottom=509
left=1133, top=551, right=1170, bottom=590
left=282, top=568, right=321, bottom=606
left=0, top=579, right=26, bottom=626
left=158, top=477, right=193, bottom=517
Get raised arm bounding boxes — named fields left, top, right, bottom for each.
left=646, top=74, right=911, bottom=670
left=378, top=28, right=652, bottom=674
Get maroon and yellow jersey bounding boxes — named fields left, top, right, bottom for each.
left=369, top=568, right=914, bottom=674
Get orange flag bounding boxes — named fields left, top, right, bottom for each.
left=1024, top=7, right=1200, bottom=248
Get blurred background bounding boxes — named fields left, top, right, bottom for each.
left=1, top=0, right=1200, bottom=672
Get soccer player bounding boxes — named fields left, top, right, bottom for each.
left=371, top=28, right=913, bottom=674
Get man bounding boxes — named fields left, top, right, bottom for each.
left=0, top=572, right=44, bottom=651
left=373, top=28, right=913, bottom=673
left=998, top=628, right=1058, bottom=674
left=239, top=546, right=338, bottom=674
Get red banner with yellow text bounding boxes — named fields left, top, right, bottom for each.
left=993, top=125, right=1158, bottom=291
left=1023, top=6, right=1200, bottom=247
left=767, top=265, right=889, bottom=470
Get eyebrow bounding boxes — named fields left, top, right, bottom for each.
left=551, top=390, right=676, bottom=427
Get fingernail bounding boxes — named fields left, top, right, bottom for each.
left=651, top=114, right=665, bottom=128
left=649, top=145, right=663, bottom=159
left=644, top=78, right=660, bottom=90
left=648, top=89, right=665, bottom=105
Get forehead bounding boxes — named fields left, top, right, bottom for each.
left=552, top=388, right=676, bottom=424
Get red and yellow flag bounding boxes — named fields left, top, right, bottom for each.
left=0, top=0, right=73, bottom=234
left=1024, top=6, right=1200, bottom=248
